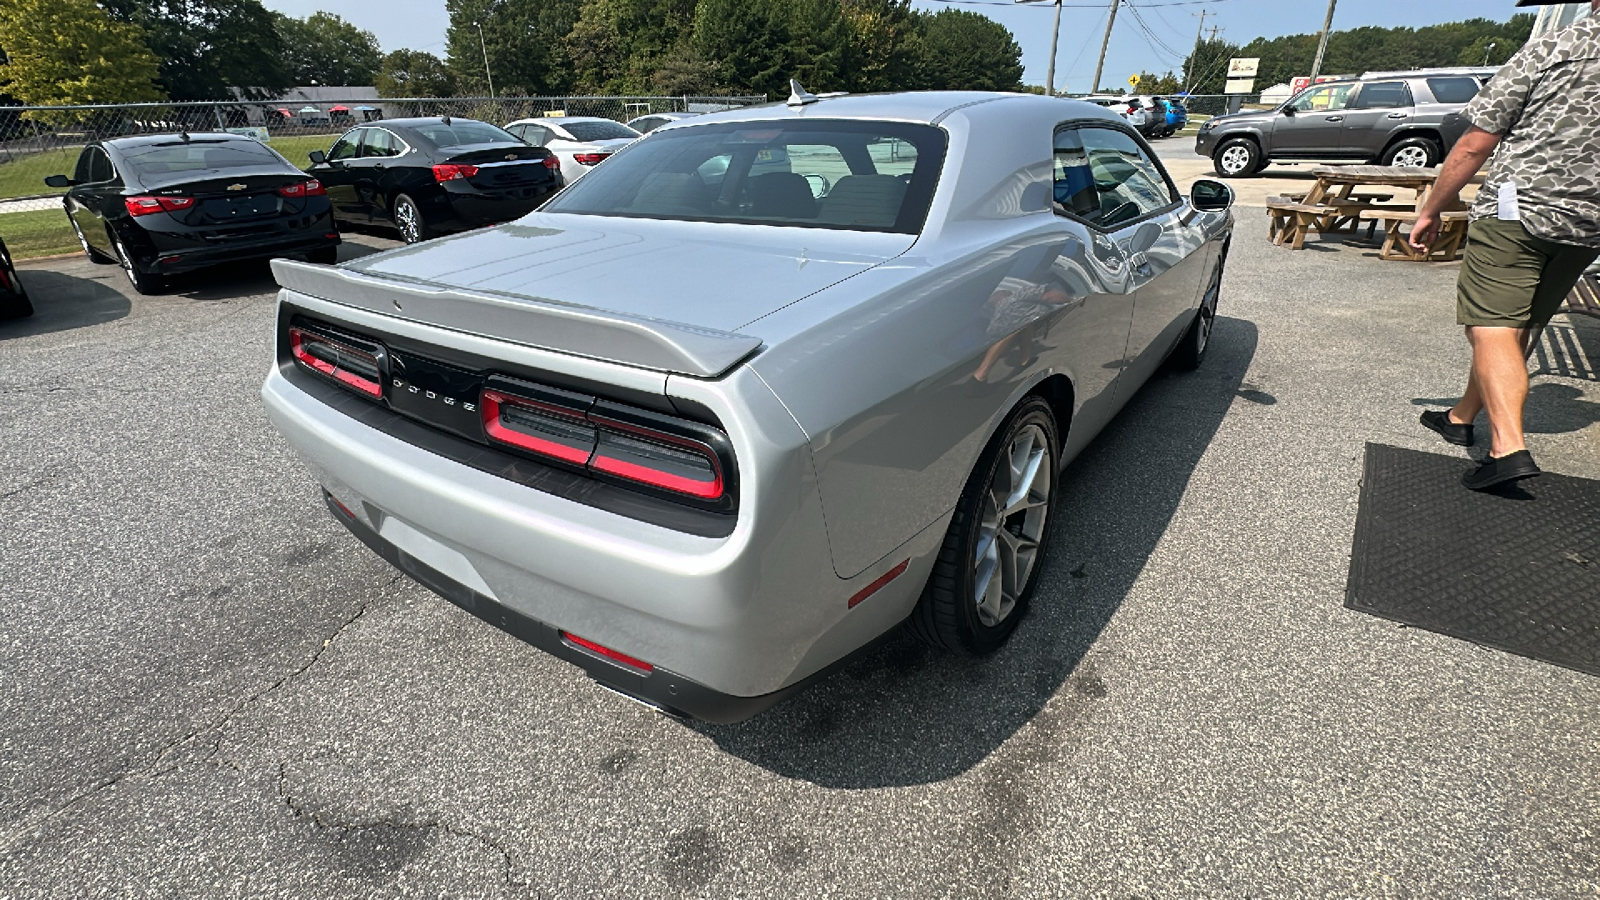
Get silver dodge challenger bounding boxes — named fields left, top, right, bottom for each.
left=262, top=89, right=1234, bottom=722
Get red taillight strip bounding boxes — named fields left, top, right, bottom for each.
left=562, top=632, right=654, bottom=673
left=289, top=327, right=382, bottom=398
left=125, top=195, right=194, bottom=217
left=848, top=559, right=910, bottom=609
left=479, top=390, right=592, bottom=465
left=590, top=451, right=723, bottom=500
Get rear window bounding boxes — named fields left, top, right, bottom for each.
left=563, top=121, right=640, bottom=142
left=411, top=121, right=519, bottom=148
left=117, top=140, right=288, bottom=176
left=1427, top=77, right=1482, bottom=104
left=542, top=119, right=946, bottom=234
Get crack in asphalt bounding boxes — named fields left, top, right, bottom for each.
left=0, top=473, right=57, bottom=500
left=273, top=763, right=522, bottom=890
left=0, top=579, right=394, bottom=854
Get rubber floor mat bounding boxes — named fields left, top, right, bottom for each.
left=1346, top=443, right=1600, bottom=677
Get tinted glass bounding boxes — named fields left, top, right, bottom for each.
left=1427, top=76, right=1481, bottom=104
left=544, top=120, right=946, bottom=234
left=563, top=121, right=640, bottom=142
left=328, top=132, right=360, bottom=161
left=88, top=149, right=114, bottom=183
left=1352, top=81, right=1411, bottom=109
left=118, top=140, right=286, bottom=177
left=1290, top=83, right=1354, bottom=112
left=74, top=148, right=96, bottom=182
left=1055, top=127, right=1174, bottom=227
left=412, top=121, right=519, bottom=148
left=361, top=128, right=401, bottom=157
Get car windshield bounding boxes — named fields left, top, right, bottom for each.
left=543, top=119, right=945, bottom=234
left=411, top=121, right=519, bottom=148
left=118, top=140, right=287, bottom=175
left=563, top=121, right=640, bottom=142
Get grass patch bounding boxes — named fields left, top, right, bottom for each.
left=2, top=208, right=78, bottom=260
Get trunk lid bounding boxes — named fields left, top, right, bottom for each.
left=442, top=144, right=558, bottom=191
left=137, top=169, right=314, bottom=225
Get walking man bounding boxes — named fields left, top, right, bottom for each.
left=1412, top=0, right=1600, bottom=490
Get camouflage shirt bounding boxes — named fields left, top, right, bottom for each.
left=1464, top=16, right=1600, bottom=247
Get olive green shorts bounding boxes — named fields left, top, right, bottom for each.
left=1456, top=219, right=1600, bottom=328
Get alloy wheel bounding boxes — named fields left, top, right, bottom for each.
left=71, top=219, right=93, bottom=256
left=396, top=198, right=421, bottom=243
left=112, top=236, right=136, bottom=285
left=1391, top=146, right=1431, bottom=168
left=1219, top=145, right=1251, bottom=175
left=1197, top=265, right=1221, bottom=355
left=972, top=423, right=1052, bottom=627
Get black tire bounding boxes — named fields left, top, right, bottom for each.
left=392, top=193, right=431, bottom=244
left=1380, top=136, right=1442, bottom=169
left=1212, top=138, right=1262, bottom=178
left=306, top=246, right=339, bottom=265
left=0, top=273, right=31, bottom=321
left=69, top=214, right=114, bottom=264
left=110, top=231, right=164, bottom=295
left=1169, top=246, right=1225, bottom=371
left=908, top=396, right=1060, bottom=655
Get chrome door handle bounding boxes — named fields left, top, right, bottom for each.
left=1129, top=251, right=1153, bottom=274
left=1325, top=115, right=1344, bottom=122
left=1387, top=112, right=1409, bottom=118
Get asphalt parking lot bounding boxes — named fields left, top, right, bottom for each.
left=3, top=197, right=1599, bottom=898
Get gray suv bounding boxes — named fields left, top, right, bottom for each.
left=1194, top=69, right=1494, bottom=177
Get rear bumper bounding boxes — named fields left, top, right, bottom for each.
left=432, top=183, right=559, bottom=231
left=126, top=213, right=339, bottom=274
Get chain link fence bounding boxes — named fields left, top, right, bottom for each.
left=0, top=95, right=766, bottom=210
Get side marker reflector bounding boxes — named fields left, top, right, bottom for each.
left=848, top=559, right=909, bottom=609
left=562, top=632, right=654, bottom=674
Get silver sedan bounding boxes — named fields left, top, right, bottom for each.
left=262, top=90, right=1234, bottom=722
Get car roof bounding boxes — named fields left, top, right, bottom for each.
left=102, top=132, right=259, bottom=150
left=507, top=116, right=619, bottom=126
left=654, top=91, right=1121, bottom=131
left=362, top=117, right=494, bottom=131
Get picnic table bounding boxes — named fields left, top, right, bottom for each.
left=1266, top=165, right=1469, bottom=261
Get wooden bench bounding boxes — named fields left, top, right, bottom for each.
left=1363, top=209, right=1471, bottom=261
left=1266, top=195, right=1413, bottom=247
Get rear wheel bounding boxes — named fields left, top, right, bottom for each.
left=1381, top=136, right=1441, bottom=169
left=909, top=397, right=1059, bottom=655
left=393, top=193, right=431, bottom=244
left=1213, top=138, right=1261, bottom=178
left=110, top=231, right=164, bottom=295
left=0, top=259, right=31, bottom=320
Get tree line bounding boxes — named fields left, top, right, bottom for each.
left=0, top=0, right=1024, bottom=107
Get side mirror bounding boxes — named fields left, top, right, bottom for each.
left=308, top=150, right=327, bottom=165
left=44, top=174, right=72, bottom=188
left=1190, top=179, right=1234, bottom=212
left=1281, top=106, right=1297, bottom=116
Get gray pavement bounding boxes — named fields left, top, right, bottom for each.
left=2, top=218, right=1598, bottom=899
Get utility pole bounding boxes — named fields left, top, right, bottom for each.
left=1183, top=7, right=1210, bottom=94
left=475, top=21, right=495, bottom=99
left=1044, top=0, right=1064, bottom=95
left=1308, top=0, right=1337, bottom=82
left=1090, top=0, right=1122, bottom=94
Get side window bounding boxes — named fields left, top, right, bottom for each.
left=1290, top=83, right=1354, bottom=112
left=361, top=128, right=399, bottom=158
left=73, top=147, right=97, bottom=183
left=1052, top=129, right=1099, bottom=221
left=1426, top=77, right=1481, bottom=104
left=327, top=130, right=361, bottom=162
left=1078, top=127, right=1175, bottom=227
left=1352, top=81, right=1412, bottom=110
left=88, top=149, right=114, bottom=183
left=521, top=124, right=550, bottom=145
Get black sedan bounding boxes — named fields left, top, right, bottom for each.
left=306, top=117, right=563, bottom=244
left=46, top=133, right=340, bottom=294
left=0, top=236, right=30, bottom=320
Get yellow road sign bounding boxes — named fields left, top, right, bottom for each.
left=1128, top=74, right=1141, bottom=88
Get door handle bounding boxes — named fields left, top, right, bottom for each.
left=1129, top=251, right=1153, bottom=275
left=1324, top=115, right=1344, bottom=122
left=1386, top=112, right=1409, bottom=118
left=372, top=163, right=384, bottom=170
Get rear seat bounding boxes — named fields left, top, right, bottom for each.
left=816, top=175, right=906, bottom=228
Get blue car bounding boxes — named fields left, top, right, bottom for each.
left=1164, top=98, right=1189, bottom=136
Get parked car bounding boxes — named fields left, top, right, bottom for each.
left=0, top=236, right=30, bottom=320
left=45, top=132, right=340, bottom=294
left=504, top=116, right=642, bottom=180
left=1131, top=95, right=1175, bottom=138
left=625, top=112, right=698, bottom=134
left=1163, top=97, right=1189, bottom=135
left=306, top=117, right=562, bottom=245
left=262, top=91, right=1234, bottom=722
left=1196, top=68, right=1496, bottom=177
left=1083, top=95, right=1150, bottom=135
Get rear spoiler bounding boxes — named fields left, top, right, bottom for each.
left=271, top=259, right=762, bottom=378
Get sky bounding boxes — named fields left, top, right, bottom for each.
left=257, top=0, right=1536, bottom=93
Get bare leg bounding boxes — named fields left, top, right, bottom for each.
left=1461, top=325, right=1532, bottom=457
left=1449, top=365, right=1482, bottom=426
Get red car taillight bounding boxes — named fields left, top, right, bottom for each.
left=541, top=156, right=560, bottom=170
left=481, top=385, right=731, bottom=506
left=572, top=152, right=611, bottom=166
left=432, top=163, right=480, bottom=182
left=124, top=195, right=195, bottom=217
left=278, top=179, right=326, bottom=197
left=289, top=326, right=383, bottom=398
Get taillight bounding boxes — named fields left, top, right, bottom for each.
left=289, top=325, right=383, bottom=398
left=541, top=156, right=560, bottom=170
left=561, top=632, right=653, bottom=674
left=124, top=195, right=194, bottom=217
left=278, top=179, right=326, bottom=198
left=432, top=164, right=480, bottom=182
left=480, top=382, right=732, bottom=507
left=572, top=152, right=611, bottom=166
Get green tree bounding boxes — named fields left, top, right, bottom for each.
left=840, top=0, right=919, bottom=93
left=274, top=12, right=383, bottom=86
left=375, top=49, right=458, bottom=97
left=566, top=0, right=698, bottom=94
left=445, top=0, right=583, bottom=96
left=0, top=0, right=166, bottom=113
left=913, top=9, right=1023, bottom=92
left=648, top=45, right=720, bottom=95
left=100, top=0, right=291, bottom=100
left=1132, top=71, right=1182, bottom=94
